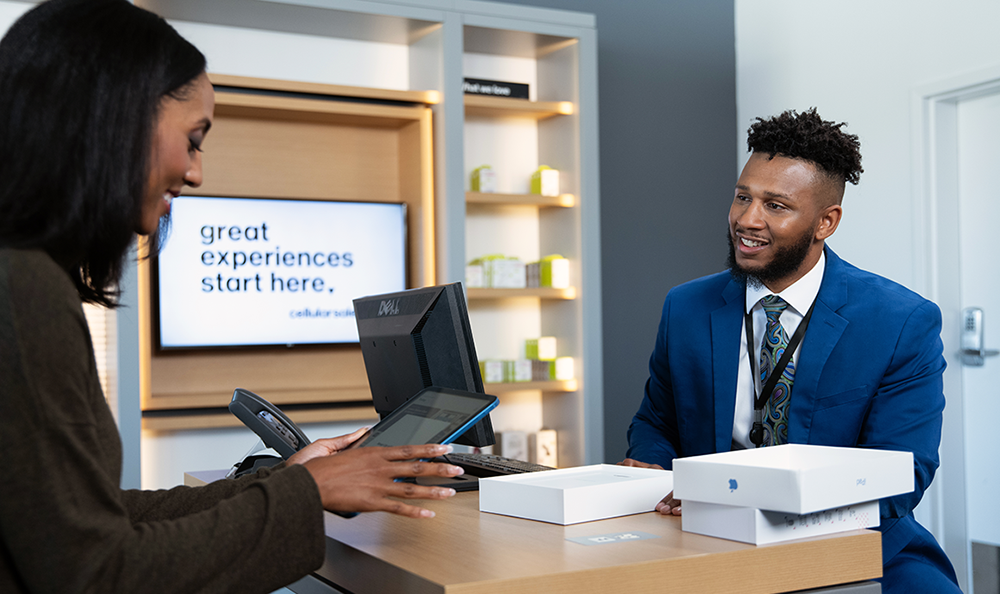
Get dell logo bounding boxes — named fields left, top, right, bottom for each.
left=378, top=299, right=400, bottom=316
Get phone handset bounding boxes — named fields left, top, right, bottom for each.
left=229, top=388, right=311, bottom=459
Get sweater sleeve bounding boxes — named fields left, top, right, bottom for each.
left=0, top=251, right=325, bottom=594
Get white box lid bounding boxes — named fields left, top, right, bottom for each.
left=673, top=444, right=913, bottom=514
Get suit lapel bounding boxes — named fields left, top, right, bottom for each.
left=787, top=247, right=849, bottom=443
left=712, top=280, right=745, bottom=453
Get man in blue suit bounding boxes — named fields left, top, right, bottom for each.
left=623, top=109, right=960, bottom=593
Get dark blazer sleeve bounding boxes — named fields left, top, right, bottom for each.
left=626, top=292, right=681, bottom=467
left=0, top=251, right=325, bottom=594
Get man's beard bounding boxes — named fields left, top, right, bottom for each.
left=726, top=226, right=814, bottom=290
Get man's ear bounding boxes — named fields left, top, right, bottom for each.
left=814, top=204, right=842, bottom=241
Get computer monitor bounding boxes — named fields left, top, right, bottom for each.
left=353, top=282, right=495, bottom=447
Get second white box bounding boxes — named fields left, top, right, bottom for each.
left=682, top=500, right=880, bottom=545
left=479, top=464, right=673, bottom=525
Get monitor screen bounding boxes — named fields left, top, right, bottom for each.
left=154, top=195, right=407, bottom=349
left=353, top=282, right=495, bottom=447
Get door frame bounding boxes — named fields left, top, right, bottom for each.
left=912, top=64, right=1000, bottom=592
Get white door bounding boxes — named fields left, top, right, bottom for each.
left=945, top=88, right=1000, bottom=594
left=956, top=91, right=1000, bottom=550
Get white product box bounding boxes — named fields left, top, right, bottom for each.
left=531, top=167, right=560, bottom=196
left=541, top=257, right=570, bottom=288
left=479, top=464, right=673, bottom=525
left=673, top=444, right=913, bottom=514
left=682, top=499, right=880, bottom=545
left=482, top=360, right=505, bottom=384
left=465, top=264, right=484, bottom=288
left=529, top=429, right=558, bottom=467
left=471, top=165, right=497, bottom=193
left=512, top=359, right=533, bottom=382
left=525, top=336, right=557, bottom=361
left=487, top=259, right=526, bottom=288
left=554, top=356, right=574, bottom=381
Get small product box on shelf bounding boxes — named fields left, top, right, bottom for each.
left=540, top=255, right=570, bottom=289
left=526, top=255, right=570, bottom=289
left=470, top=164, right=497, bottom=193
left=526, top=261, right=540, bottom=288
left=496, top=431, right=529, bottom=461
left=682, top=499, right=880, bottom=545
left=530, top=165, right=560, bottom=196
left=479, top=464, right=673, bottom=525
left=530, top=429, right=558, bottom=467
left=672, top=444, right=913, bottom=514
left=489, top=258, right=526, bottom=289
left=474, top=254, right=526, bottom=288
left=512, top=359, right=533, bottom=382
left=465, top=263, right=485, bottom=288
left=531, top=360, right=552, bottom=381
left=554, top=356, right=574, bottom=381
left=481, top=360, right=505, bottom=384
left=525, top=337, right=557, bottom=360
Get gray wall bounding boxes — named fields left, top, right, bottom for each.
left=490, top=0, right=737, bottom=461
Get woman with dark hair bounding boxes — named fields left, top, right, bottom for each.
left=0, top=1, right=463, bottom=592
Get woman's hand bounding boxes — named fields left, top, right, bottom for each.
left=302, top=443, right=464, bottom=518
left=286, top=427, right=369, bottom=466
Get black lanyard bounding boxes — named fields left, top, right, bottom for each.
left=745, top=298, right=815, bottom=447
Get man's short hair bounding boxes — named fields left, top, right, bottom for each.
left=747, top=108, right=863, bottom=186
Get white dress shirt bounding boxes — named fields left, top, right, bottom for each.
left=731, top=251, right=825, bottom=449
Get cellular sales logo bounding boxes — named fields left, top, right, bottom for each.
left=378, top=299, right=400, bottom=316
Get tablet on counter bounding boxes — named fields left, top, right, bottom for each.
left=348, top=387, right=499, bottom=449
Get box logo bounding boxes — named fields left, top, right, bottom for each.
left=729, top=479, right=738, bottom=492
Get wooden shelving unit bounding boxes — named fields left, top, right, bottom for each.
left=464, top=95, right=573, bottom=119
left=461, top=21, right=599, bottom=467
left=484, top=380, right=578, bottom=393
left=209, top=73, right=439, bottom=105
left=119, top=0, right=600, bottom=473
left=466, top=191, right=575, bottom=208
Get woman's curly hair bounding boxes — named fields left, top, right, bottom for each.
left=747, top=108, right=863, bottom=185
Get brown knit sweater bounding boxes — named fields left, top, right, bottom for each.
left=0, top=249, right=325, bottom=593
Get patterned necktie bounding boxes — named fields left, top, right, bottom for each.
left=760, top=295, right=793, bottom=446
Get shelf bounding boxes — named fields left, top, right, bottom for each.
left=467, top=287, right=576, bottom=300
left=465, top=95, right=574, bottom=119
left=209, top=73, right=439, bottom=105
left=213, top=91, right=429, bottom=129
left=484, top=379, right=578, bottom=393
left=466, top=192, right=575, bottom=208
left=142, top=404, right=379, bottom=431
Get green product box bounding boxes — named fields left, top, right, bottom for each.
left=525, top=337, right=557, bottom=360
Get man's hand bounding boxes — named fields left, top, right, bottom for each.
left=654, top=491, right=682, bottom=516
left=617, top=459, right=680, bottom=515
left=302, top=443, right=464, bottom=518
left=618, top=458, right=664, bottom=470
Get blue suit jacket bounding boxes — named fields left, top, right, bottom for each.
left=627, top=247, right=946, bottom=564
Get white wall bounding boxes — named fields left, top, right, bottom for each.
left=0, top=2, right=29, bottom=32
left=736, top=0, right=1000, bottom=292
left=737, top=0, right=1000, bottom=581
